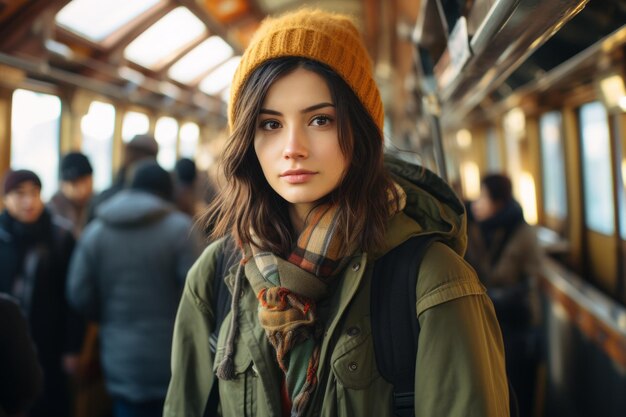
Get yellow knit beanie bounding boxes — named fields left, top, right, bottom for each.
left=228, top=8, right=384, bottom=133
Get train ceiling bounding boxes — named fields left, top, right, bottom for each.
left=0, top=0, right=623, bottom=131
left=0, top=0, right=420, bottom=123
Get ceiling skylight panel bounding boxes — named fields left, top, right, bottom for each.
left=124, top=7, right=207, bottom=70
left=199, top=56, right=241, bottom=95
left=168, top=36, right=234, bottom=84
left=56, top=0, right=161, bottom=42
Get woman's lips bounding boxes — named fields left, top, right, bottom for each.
left=280, top=170, right=316, bottom=184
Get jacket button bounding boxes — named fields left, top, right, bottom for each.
left=348, top=362, right=358, bottom=372
left=347, top=326, right=360, bottom=336
left=351, top=263, right=360, bottom=271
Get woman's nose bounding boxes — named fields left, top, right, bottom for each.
left=282, top=126, right=308, bottom=159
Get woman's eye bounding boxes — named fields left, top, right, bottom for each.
left=260, top=120, right=281, bottom=130
left=310, top=115, right=333, bottom=126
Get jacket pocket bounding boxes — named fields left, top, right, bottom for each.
left=213, top=313, right=258, bottom=417
left=331, top=315, right=380, bottom=389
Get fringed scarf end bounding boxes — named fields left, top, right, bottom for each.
left=216, top=354, right=236, bottom=380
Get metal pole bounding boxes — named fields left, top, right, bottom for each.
left=423, top=93, right=448, bottom=182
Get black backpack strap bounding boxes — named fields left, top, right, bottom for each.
left=205, top=236, right=239, bottom=417
left=371, top=235, right=440, bottom=417
left=209, top=236, right=239, bottom=354
left=371, top=235, right=520, bottom=417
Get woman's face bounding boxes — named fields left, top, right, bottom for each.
left=254, top=67, right=347, bottom=218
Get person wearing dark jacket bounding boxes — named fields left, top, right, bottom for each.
left=465, top=173, right=542, bottom=417
left=67, top=160, right=202, bottom=417
left=87, top=134, right=159, bottom=223
left=48, top=151, right=94, bottom=238
left=0, top=169, right=81, bottom=417
left=172, top=157, right=200, bottom=218
left=0, top=293, right=43, bottom=417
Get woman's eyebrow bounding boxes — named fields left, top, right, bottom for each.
left=301, top=102, right=335, bottom=113
left=259, top=102, right=335, bottom=116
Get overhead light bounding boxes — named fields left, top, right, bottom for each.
left=504, top=107, right=526, bottom=139
left=456, top=129, right=472, bottom=149
left=199, top=56, right=241, bottom=95
left=598, top=74, right=626, bottom=110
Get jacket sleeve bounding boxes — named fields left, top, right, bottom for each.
left=66, top=226, right=100, bottom=321
left=163, top=240, right=222, bottom=417
left=414, top=242, right=510, bottom=417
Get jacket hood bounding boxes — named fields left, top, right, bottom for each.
left=377, top=155, right=467, bottom=258
left=96, top=190, right=173, bottom=227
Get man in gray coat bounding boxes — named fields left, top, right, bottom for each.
left=67, top=160, right=203, bottom=417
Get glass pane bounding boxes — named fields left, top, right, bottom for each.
left=199, top=56, right=241, bottom=95
left=168, top=36, right=233, bottom=84
left=10, top=89, right=61, bottom=201
left=56, top=0, right=160, bottom=42
left=155, top=117, right=178, bottom=170
left=539, top=111, right=568, bottom=220
left=486, top=127, right=501, bottom=171
left=81, top=101, right=115, bottom=192
left=179, top=122, right=199, bottom=159
left=124, top=7, right=206, bottom=70
left=580, top=102, right=615, bottom=235
left=503, top=108, right=524, bottom=198
left=122, top=111, right=150, bottom=142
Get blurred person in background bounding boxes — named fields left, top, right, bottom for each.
left=88, top=134, right=159, bottom=222
left=465, top=173, right=542, bottom=417
left=0, top=169, right=82, bottom=417
left=48, top=152, right=111, bottom=417
left=172, top=157, right=202, bottom=218
left=67, top=160, right=202, bottom=417
left=0, top=293, right=43, bottom=417
left=48, top=151, right=94, bottom=238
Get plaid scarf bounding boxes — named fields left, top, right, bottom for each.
left=246, top=205, right=350, bottom=416
left=244, top=184, right=406, bottom=416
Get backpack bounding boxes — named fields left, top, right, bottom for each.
left=206, top=235, right=518, bottom=417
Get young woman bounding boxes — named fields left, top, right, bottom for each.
left=164, top=8, right=509, bottom=417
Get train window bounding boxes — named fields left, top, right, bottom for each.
left=10, top=89, right=61, bottom=201
left=179, top=122, right=199, bottom=159
left=579, top=101, right=615, bottom=235
left=168, top=36, right=233, bottom=85
left=155, top=117, right=179, bottom=170
left=539, top=111, right=568, bottom=220
left=199, top=56, right=242, bottom=95
left=55, top=0, right=161, bottom=43
left=460, top=161, right=481, bottom=200
left=81, top=101, right=115, bottom=192
left=122, top=111, right=150, bottom=142
left=486, top=127, right=502, bottom=171
left=124, top=7, right=206, bottom=70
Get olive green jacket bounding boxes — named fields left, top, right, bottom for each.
left=164, top=163, right=509, bottom=417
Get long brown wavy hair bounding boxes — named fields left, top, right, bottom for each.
left=202, top=57, right=400, bottom=257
